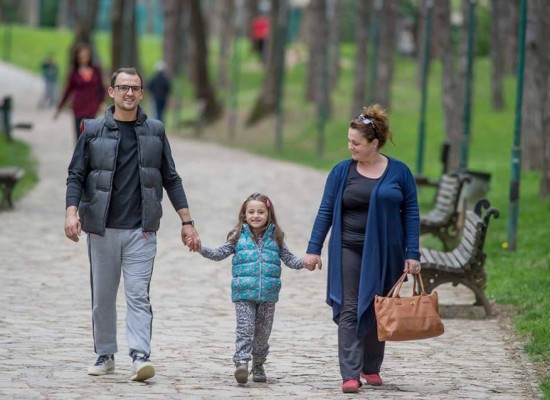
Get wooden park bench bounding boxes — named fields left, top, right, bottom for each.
left=0, top=167, right=25, bottom=209
left=420, top=199, right=499, bottom=316
left=420, top=173, right=470, bottom=250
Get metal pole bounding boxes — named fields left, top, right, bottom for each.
left=416, top=0, right=434, bottom=176
left=459, top=0, right=476, bottom=171
left=507, top=0, right=527, bottom=252
left=367, top=0, right=383, bottom=105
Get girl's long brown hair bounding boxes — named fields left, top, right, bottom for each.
left=227, top=193, right=285, bottom=248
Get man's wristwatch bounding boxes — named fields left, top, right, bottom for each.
left=181, top=220, right=194, bottom=226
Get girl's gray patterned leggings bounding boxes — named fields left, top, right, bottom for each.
left=233, top=301, right=276, bottom=364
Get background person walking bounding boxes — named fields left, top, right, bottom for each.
left=64, top=67, right=201, bottom=382
left=55, top=43, right=105, bottom=144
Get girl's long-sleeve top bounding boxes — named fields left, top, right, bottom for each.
left=200, top=223, right=303, bottom=303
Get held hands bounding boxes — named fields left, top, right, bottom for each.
left=404, top=259, right=421, bottom=275
left=181, top=225, right=201, bottom=252
left=303, top=253, right=322, bottom=271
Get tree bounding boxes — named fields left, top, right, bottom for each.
left=435, top=0, right=469, bottom=171
left=373, top=0, right=397, bottom=109
left=217, top=0, right=236, bottom=92
left=162, top=0, right=187, bottom=77
left=21, top=0, right=39, bottom=27
left=247, top=0, right=288, bottom=125
left=304, top=0, right=328, bottom=103
left=327, top=0, right=342, bottom=93
left=351, top=0, right=370, bottom=114
left=68, top=0, right=99, bottom=46
left=490, top=0, right=506, bottom=110
left=111, top=0, right=139, bottom=71
left=521, top=0, right=544, bottom=171
left=189, top=0, right=223, bottom=122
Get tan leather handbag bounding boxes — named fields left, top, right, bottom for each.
left=374, top=272, right=444, bottom=341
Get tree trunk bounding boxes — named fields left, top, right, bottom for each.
left=162, top=0, right=185, bottom=77
left=490, top=0, right=505, bottom=110
left=351, top=0, right=370, bottom=115
left=246, top=0, right=287, bottom=125
left=57, top=0, right=70, bottom=28
left=189, top=0, right=223, bottom=122
left=373, top=0, right=397, bottom=109
left=521, top=0, right=544, bottom=171
left=68, top=0, right=99, bottom=46
left=305, top=0, right=327, bottom=103
left=437, top=0, right=463, bottom=171
left=327, top=0, right=342, bottom=93
left=244, top=0, right=259, bottom=41
left=21, top=0, right=40, bottom=27
left=503, top=0, right=519, bottom=75
left=540, top=0, right=550, bottom=197
left=111, top=0, right=139, bottom=72
left=217, top=0, right=236, bottom=92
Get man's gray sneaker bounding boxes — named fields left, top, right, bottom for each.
left=234, top=360, right=249, bottom=384
left=87, top=354, right=115, bottom=376
left=251, top=362, right=266, bottom=383
left=130, top=353, right=155, bottom=382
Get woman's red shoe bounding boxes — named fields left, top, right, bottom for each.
left=360, top=372, right=383, bottom=386
left=342, top=379, right=361, bottom=393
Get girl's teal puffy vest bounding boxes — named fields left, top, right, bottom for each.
left=231, top=224, right=282, bottom=303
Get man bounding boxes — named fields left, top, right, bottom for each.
left=64, top=67, right=200, bottom=382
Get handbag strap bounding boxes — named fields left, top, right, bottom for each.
left=387, top=272, right=428, bottom=298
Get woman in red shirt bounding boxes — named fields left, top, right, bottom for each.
left=55, top=43, right=105, bottom=143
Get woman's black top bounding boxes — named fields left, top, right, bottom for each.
left=341, top=161, right=379, bottom=249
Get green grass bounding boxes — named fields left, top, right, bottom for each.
left=1, top=24, right=549, bottom=397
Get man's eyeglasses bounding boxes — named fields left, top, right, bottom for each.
left=354, top=114, right=378, bottom=138
left=114, top=85, right=143, bottom=93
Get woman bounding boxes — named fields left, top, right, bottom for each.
left=55, top=43, right=105, bottom=143
left=304, top=104, right=421, bottom=394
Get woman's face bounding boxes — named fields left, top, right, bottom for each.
left=78, top=47, right=91, bottom=66
left=347, top=127, right=377, bottom=161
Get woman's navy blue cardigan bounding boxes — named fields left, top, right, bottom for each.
left=307, top=157, right=420, bottom=335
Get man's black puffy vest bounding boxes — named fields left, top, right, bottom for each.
left=78, top=106, right=165, bottom=235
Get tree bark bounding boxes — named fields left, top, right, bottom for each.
left=351, top=0, right=370, bottom=115
left=540, top=0, right=550, bottom=197
left=490, top=0, right=505, bottom=110
left=68, top=0, right=99, bottom=46
left=305, top=0, right=327, bottom=103
left=373, top=0, right=397, bottom=109
left=327, top=0, right=342, bottom=93
left=56, top=0, right=70, bottom=28
left=246, top=0, right=287, bottom=125
left=162, top=0, right=186, bottom=77
left=21, top=0, right=40, bottom=27
left=521, top=0, right=544, bottom=171
left=111, top=0, right=139, bottom=72
left=189, top=0, right=223, bottom=122
left=217, top=0, right=236, bottom=91
left=503, top=0, right=519, bottom=75
left=437, top=0, right=463, bottom=171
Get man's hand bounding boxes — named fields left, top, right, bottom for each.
left=181, top=225, right=201, bottom=252
left=64, top=207, right=81, bottom=242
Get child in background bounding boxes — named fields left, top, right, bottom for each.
left=193, top=193, right=315, bottom=384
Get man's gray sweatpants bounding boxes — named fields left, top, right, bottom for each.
left=87, top=228, right=156, bottom=357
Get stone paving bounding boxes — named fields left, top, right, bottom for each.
left=0, top=61, right=542, bottom=399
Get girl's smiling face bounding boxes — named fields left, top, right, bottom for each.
left=245, top=200, right=269, bottom=232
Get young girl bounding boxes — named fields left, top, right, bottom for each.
left=195, top=193, right=314, bottom=384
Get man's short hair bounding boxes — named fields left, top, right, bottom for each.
left=110, top=67, right=143, bottom=88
